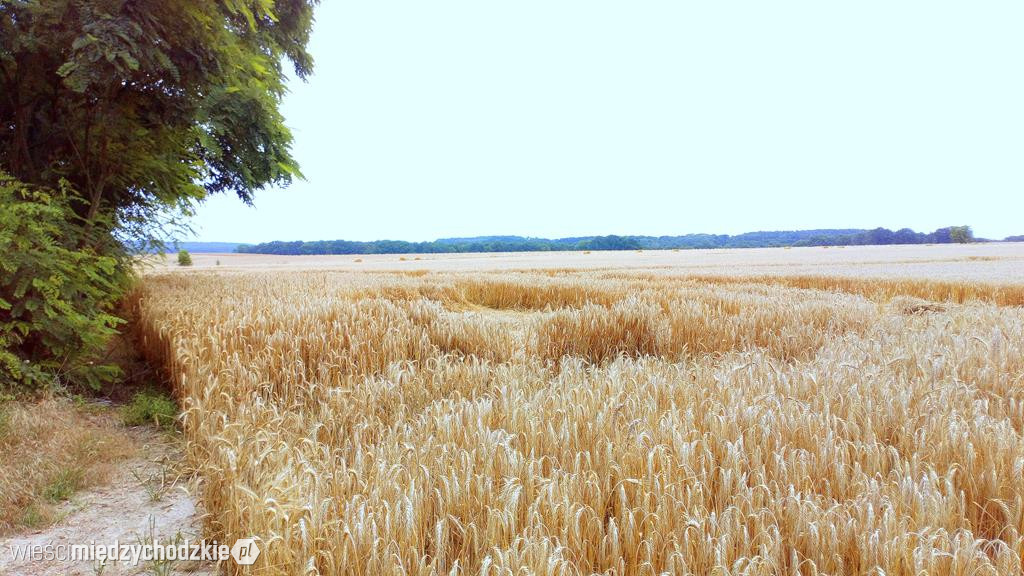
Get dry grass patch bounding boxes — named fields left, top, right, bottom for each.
left=0, top=398, right=135, bottom=535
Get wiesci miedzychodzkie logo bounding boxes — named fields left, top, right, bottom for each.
left=5, top=537, right=261, bottom=568
left=230, top=538, right=261, bottom=565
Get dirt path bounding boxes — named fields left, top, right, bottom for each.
left=0, top=430, right=214, bottom=576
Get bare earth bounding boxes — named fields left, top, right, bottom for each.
left=0, top=430, right=213, bottom=576
left=149, top=242, right=1024, bottom=283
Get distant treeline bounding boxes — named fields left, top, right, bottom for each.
left=174, top=242, right=243, bottom=253
left=234, top=226, right=983, bottom=255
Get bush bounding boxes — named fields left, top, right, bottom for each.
left=0, top=173, right=129, bottom=390
left=123, top=390, right=178, bottom=429
left=950, top=226, right=973, bottom=244
left=177, top=250, right=193, bottom=266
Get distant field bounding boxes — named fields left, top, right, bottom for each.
left=135, top=256, right=1024, bottom=574
left=151, top=242, right=1024, bottom=283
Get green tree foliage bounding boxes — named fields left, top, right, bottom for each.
left=237, top=227, right=981, bottom=255
left=177, top=249, right=193, bottom=266
left=949, top=226, right=973, bottom=244
left=1, top=0, right=315, bottom=239
left=0, top=174, right=127, bottom=390
left=0, top=0, right=316, bottom=389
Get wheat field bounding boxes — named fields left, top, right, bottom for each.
left=133, top=270, right=1024, bottom=575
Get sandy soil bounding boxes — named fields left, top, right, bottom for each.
left=0, top=431, right=213, bottom=576
left=147, top=242, right=1024, bottom=283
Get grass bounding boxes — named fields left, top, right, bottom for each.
left=130, top=453, right=180, bottom=502
left=0, top=403, right=9, bottom=439
left=0, top=398, right=134, bottom=535
left=122, top=390, right=178, bottom=429
left=132, top=270, right=1024, bottom=574
left=42, top=467, right=85, bottom=503
left=135, top=519, right=191, bottom=576
left=19, top=504, right=46, bottom=529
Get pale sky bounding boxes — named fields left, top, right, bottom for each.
left=188, top=1, right=1024, bottom=243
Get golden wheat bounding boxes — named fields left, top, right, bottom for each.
left=132, top=271, right=1024, bottom=575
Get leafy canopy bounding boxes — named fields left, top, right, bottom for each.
left=0, top=0, right=316, bottom=390
left=0, top=0, right=316, bottom=240
left=0, top=173, right=126, bottom=390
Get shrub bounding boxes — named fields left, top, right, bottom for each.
left=950, top=226, right=973, bottom=244
left=177, top=250, right=193, bottom=266
left=123, top=390, right=178, bottom=429
left=0, top=174, right=129, bottom=390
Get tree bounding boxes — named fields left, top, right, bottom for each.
left=0, top=0, right=316, bottom=248
left=177, top=250, right=193, bottom=266
left=0, top=1, right=317, bottom=389
left=0, top=173, right=126, bottom=390
left=893, top=228, right=919, bottom=245
left=949, top=226, right=973, bottom=244
left=929, top=227, right=953, bottom=243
